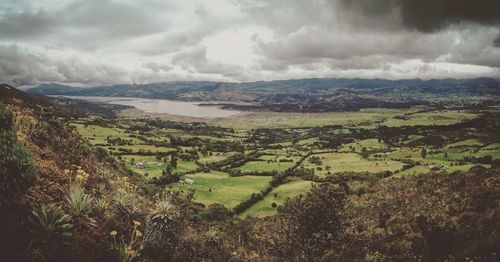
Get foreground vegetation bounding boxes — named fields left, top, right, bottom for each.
left=1, top=83, right=499, bottom=261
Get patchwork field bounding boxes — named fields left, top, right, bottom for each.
left=71, top=123, right=141, bottom=145
left=395, top=164, right=489, bottom=177
left=236, top=160, right=295, bottom=173
left=69, top=106, right=499, bottom=217
left=198, top=151, right=238, bottom=164
left=339, top=138, right=388, bottom=153
left=121, top=155, right=165, bottom=178
left=382, top=110, right=478, bottom=127
left=301, top=152, right=405, bottom=177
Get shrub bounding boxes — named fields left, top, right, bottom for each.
left=113, top=191, right=139, bottom=214
left=151, top=173, right=180, bottom=186
left=110, top=221, right=143, bottom=262
left=199, top=203, right=232, bottom=221
left=66, top=183, right=93, bottom=216
left=29, top=204, right=73, bottom=245
left=0, top=108, right=37, bottom=204
left=205, top=226, right=221, bottom=244
left=94, top=197, right=110, bottom=215
left=96, top=168, right=113, bottom=182
left=143, top=194, right=180, bottom=259
left=271, top=183, right=347, bottom=260
left=150, top=196, right=179, bottom=221
left=112, top=177, right=142, bottom=215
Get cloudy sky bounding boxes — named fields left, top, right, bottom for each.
left=1, top=0, right=499, bottom=86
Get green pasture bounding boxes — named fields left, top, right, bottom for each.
left=445, top=139, right=483, bottom=148
left=121, top=155, right=165, bottom=178
left=395, top=164, right=490, bottom=177
left=106, top=144, right=176, bottom=153
left=198, top=151, right=239, bottom=164
left=339, top=138, right=388, bottom=153
left=71, top=123, right=142, bottom=145
left=235, top=160, right=295, bottom=173
left=173, top=159, right=199, bottom=173
left=240, top=178, right=314, bottom=217
left=301, top=152, right=404, bottom=176
left=382, top=110, right=477, bottom=127
left=167, top=171, right=272, bottom=208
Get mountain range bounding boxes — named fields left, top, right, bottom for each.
left=25, top=78, right=500, bottom=113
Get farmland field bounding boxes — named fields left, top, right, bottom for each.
left=301, top=152, right=404, bottom=177
left=236, top=160, right=295, bottom=173
left=69, top=106, right=499, bottom=217
left=167, top=171, right=272, bottom=208
left=240, top=178, right=314, bottom=217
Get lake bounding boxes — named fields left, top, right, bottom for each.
left=56, top=96, right=243, bottom=118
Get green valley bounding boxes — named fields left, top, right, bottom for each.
left=65, top=102, right=500, bottom=218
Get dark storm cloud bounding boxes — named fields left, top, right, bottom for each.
left=245, top=0, right=500, bottom=74
left=0, top=10, right=54, bottom=39
left=254, top=27, right=452, bottom=71
left=339, top=0, right=500, bottom=32
left=494, top=36, right=500, bottom=48
left=60, top=0, right=166, bottom=38
left=0, top=0, right=170, bottom=48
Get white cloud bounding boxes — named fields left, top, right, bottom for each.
left=0, top=0, right=499, bottom=86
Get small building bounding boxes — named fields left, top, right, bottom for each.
left=136, top=161, right=148, bottom=169
left=185, top=178, right=194, bottom=185
left=428, top=164, right=439, bottom=170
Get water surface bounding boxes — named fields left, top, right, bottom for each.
left=57, top=96, right=242, bottom=118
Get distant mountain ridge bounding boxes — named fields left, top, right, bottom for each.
left=25, top=78, right=500, bottom=113
left=27, top=78, right=500, bottom=101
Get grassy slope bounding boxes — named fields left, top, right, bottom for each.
left=302, top=152, right=404, bottom=177
left=240, top=178, right=314, bottom=217
left=167, top=171, right=272, bottom=208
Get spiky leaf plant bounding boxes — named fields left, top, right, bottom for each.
left=143, top=193, right=180, bottom=258
left=93, top=197, right=109, bottom=215
left=96, top=168, right=113, bottom=181
left=30, top=204, right=73, bottom=245
left=205, top=226, right=221, bottom=244
left=150, top=198, right=179, bottom=221
left=113, top=190, right=141, bottom=216
left=66, top=183, right=93, bottom=216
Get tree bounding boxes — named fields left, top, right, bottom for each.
left=164, top=164, right=173, bottom=175
left=420, top=148, right=427, bottom=159
left=170, top=156, right=178, bottom=168
left=200, top=145, right=208, bottom=157
left=361, top=147, right=369, bottom=159
left=0, top=108, right=37, bottom=205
